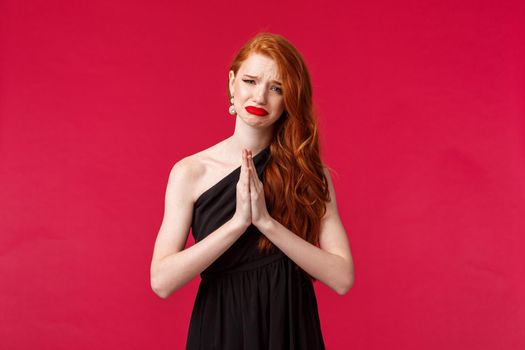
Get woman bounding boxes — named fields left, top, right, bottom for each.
left=150, top=32, right=354, bottom=349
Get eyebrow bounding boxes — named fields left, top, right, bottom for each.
left=242, top=74, right=282, bottom=86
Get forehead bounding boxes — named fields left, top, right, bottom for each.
left=239, top=53, right=281, bottom=79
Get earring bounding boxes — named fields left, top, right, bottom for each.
left=229, top=95, right=236, bottom=115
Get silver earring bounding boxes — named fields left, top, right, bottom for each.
left=229, top=95, right=236, bottom=115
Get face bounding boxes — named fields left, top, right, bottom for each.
left=229, top=53, right=285, bottom=127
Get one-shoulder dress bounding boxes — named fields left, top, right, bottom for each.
left=186, top=145, right=325, bottom=349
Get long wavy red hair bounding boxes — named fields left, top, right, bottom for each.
left=227, top=32, right=332, bottom=282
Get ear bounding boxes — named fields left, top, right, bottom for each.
left=228, top=70, right=235, bottom=96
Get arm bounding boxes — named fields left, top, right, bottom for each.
left=257, top=167, right=354, bottom=295
left=150, top=159, right=247, bottom=299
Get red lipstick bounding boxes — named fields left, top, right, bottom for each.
left=245, top=106, right=268, bottom=116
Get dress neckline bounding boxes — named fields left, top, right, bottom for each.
left=194, top=145, right=270, bottom=208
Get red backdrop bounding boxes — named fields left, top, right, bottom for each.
left=1, top=0, right=524, bottom=349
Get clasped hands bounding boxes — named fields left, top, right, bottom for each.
left=233, top=148, right=272, bottom=231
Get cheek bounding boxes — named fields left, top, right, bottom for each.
left=235, top=85, right=251, bottom=101
left=273, top=99, right=285, bottom=111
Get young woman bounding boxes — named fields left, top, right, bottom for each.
left=150, top=32, right=354, bottom=349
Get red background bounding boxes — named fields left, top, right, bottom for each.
left=1, top=0, right=524, bottom=349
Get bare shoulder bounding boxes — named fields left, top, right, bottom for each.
left=171, top=142, right=234, bottom=204
left=169, top=152, right=207, bottom=204
left=173, top=152, right=206, bottom=178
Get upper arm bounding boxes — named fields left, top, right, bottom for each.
left=318, top=167, right=354, bottom=274
left=150, top=158, right=198, bottom=273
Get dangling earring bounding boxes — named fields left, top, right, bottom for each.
left=229, top=95, right=236, bottom=115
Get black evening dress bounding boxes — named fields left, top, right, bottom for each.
left=186, top=145, right=326, bottom=350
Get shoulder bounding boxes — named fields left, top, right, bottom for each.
left=170, top=142, right=224, bottom=178
left=169, top=155, right=201, bottom=182
left=165, top=151, right=206, bottom=204
left=167, top=143, right=227, bottom=201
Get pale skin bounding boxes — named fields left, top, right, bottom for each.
left=150, top=53, right=354, bottom=298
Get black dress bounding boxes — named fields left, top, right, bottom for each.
left=186, top=145, right=325, bottom=349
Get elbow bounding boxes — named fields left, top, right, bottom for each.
left=152, top=286, right=168, bottom=300
left=150, top=274, right=169, bottom=299
left=151, top=266, right=185, bottom=299
left=336, top=273, right=355, bottom=296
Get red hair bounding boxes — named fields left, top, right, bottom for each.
left=227, top=32, right=332, bottom=282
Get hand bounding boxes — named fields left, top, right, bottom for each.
left=231, top=149, right=252, bottom=231
left=246, top=149, right=272, bottom=229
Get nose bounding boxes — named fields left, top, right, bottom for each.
left=253, top=85, right=268, bottom=105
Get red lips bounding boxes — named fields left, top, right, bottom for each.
left=245, top=106, right=268, bottom=116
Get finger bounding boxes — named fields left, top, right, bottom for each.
left=244, top=151, right=253, bottom=192
left=241, top=149, right=248, bottom=190
left=246, top=151, right=253, bottom=182
left=248, top=151, right=261, bottom=193
left=243, top=149, right=250, bottom=180
left=250, top=151, right=261, bottom=187
left=249, top=163, right=257, bottom=197
left=247, top=151, right=253, bottom=191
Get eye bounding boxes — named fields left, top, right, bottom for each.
left=272, top=86, right=283, bottom=94
left=243, top=79, right=283, bottom=94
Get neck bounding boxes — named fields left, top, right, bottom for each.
left=228, top=118, right=273, bottom=155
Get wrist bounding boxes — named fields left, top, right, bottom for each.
left=255, top=215, right=275, bottom=234
left=229, top=216, right=250, bottom=233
